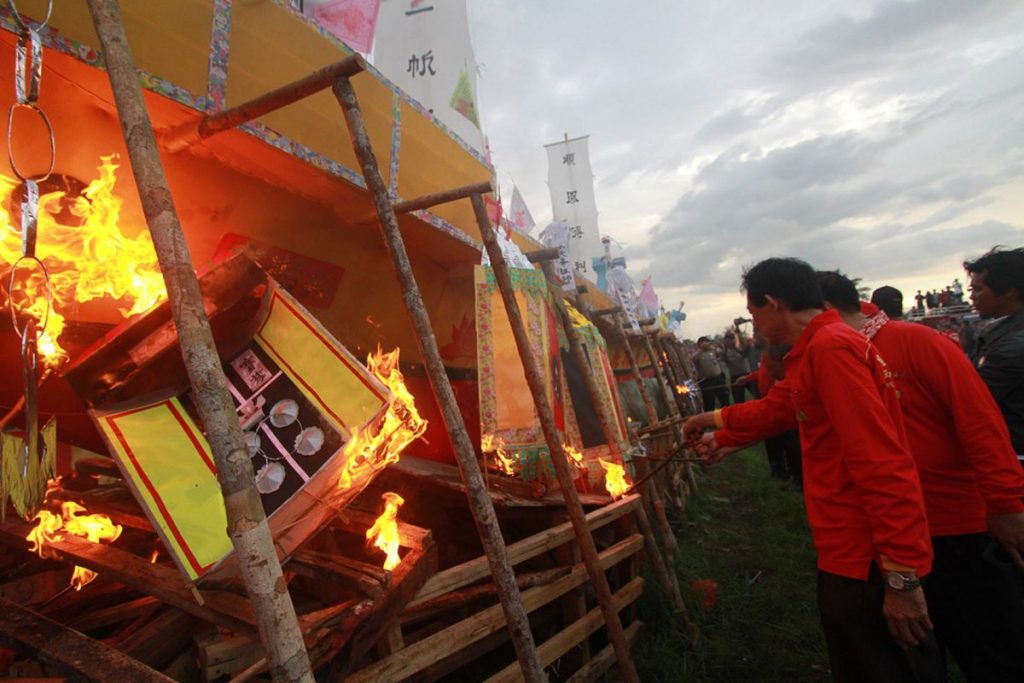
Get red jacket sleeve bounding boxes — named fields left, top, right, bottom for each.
left=716, top=381, right=797, bottom=447
left=812, top=342, right=933, bottom=574
left=909, top=329, right=1024, bottom=514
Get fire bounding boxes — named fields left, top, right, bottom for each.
left=676, top=384, right=689, bottom=395
left=482, top=433, right=518, bottom=476
left=26, top=501, right=123, bottom=590
left=336, top=348, right=427, bottom=491
left=600, top=459, right=631, bottom=500
left=0, top=156, right=166, bottom=368
left=366, top=492, right=404, bottom=571
left=564, top=443, right=586, bottom=472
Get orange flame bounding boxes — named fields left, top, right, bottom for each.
left=26, top=501, right=123, bottom=590
left=676, top=384, right=689, bottom=395
left=337, top=348, right=427, bottom=491
left=482, top=433, right=518, bottom=476
left=1, top=157, right=166, bottom=368
left=564, top=444, right=586, bottom=472
left=366, top=492, right=404, bottom=571
left=600, top=459, right=631, bottom=500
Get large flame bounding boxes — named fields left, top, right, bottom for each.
left=366, top=492, right=404, bottom=571
left=600, top=459, right=631, bottom=500
left=337, top=348, right=427, bottom=491
left=482, top=433, right=517, bottom=476
left=26, top=501, right=123, bottom=590
left=0, top=156, right=166, bottom=368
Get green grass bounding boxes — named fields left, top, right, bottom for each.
left=634, top=445, right=831, bottom=682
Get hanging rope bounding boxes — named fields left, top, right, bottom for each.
left=2, top=0, right=56, bottom=520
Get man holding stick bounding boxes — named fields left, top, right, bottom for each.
left=688, top=258, right=940, bottom=682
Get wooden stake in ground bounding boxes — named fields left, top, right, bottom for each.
left=332, top=78, right=546, bottom=683
left=85, top=2, right=313, bottom=681
left=471, top=195, right=640, bottom=683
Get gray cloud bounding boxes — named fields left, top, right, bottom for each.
left=473, top=0, right=1024, bottom=335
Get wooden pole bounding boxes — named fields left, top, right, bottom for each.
left=471, top=194, right=639, bottom=683
left=162, top=54, right=365, bottom=151
left=392, top=181, right=494, bottom=215
left=611, top=315, right=659, bottom=425
left=84, top=3, right=313, bottom=681
left=331, top=78, right=546, bottom=683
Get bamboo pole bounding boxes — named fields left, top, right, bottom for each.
left=84, top=3, right=312, bottom=681
left=470, top=194, right=639, bottom=683
left=331, top=78, right=546, bottom=683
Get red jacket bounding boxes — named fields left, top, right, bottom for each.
left=724, top=310, right=933, bottom=579
left=720, top=305, right=1024, bottom=537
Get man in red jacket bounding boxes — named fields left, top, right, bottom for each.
left=722, top=258, right=939, bottom=681
left=687, top=270, right=1024, bottom=680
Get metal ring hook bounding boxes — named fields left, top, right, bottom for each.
left=7, top=254, right=52, bottom=337
left=6, top=103, right=55, bottom=182
left=7, top=0, right=53, bottom=33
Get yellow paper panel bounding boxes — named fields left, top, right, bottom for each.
left=491, top=289, right=539, bottom=429
left=397, top=101, right=492, bottom=241
left=227, top=1, right=390, bottom=177
left=100, top=399, right=230, bottom=580
left=255, top=291, right=387, bottom=434
left=19, top=0, right=212, bottom=98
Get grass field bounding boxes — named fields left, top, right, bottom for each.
left=633, top=445, right=831, bottom=682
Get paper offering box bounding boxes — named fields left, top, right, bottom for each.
left=65, top=256, right=391, bottom=581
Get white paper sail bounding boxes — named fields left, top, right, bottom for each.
left=539, top=221, right=575, bottom=292
left=373, top=0, right=485, bottom=154
left=545, top=136, right=603, bottom=279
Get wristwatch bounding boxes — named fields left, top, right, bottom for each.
left=884, top=571, right=921, bottom=592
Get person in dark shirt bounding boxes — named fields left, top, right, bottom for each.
left=965, top=247, right=1024, bottom=464
left=722, top=332, right=751, bottom=405
left=693, top=336, right=729, bottom=410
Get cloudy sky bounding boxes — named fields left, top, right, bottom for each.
left=468, top=0, right=1024, bottom=337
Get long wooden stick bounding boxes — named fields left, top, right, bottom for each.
left=471, top=194, right=639, bottom=683
left=85, top=3, right=313, bottom=681
left=331, top=78, right=545, bottom=683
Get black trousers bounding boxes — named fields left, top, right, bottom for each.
left=925, top=533, right=1024, bottom=682
left=764, top=430, right=802, bottom=487
left=698, top=375, right=729, bottom=411
left=817, top=565, right=944, bottom=683
left=730, top=381, right=747, bottom=405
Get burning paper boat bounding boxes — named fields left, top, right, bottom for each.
left=64, top=256, right=394, bottom=581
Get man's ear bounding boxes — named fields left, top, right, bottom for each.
left=763, top=294, right=782, bottom=312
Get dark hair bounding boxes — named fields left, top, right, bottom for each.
left=815, top=271, right=860, bottom=314
left=742, top=258, right=824, bottom=311
left=871, top=285, right=903, bottom=318
left=964, top=247, right=1024, bottom=298
left=697, top=336, right=710, bottom=344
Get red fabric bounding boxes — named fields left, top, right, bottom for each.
left=767, top=310, right=932, bottom=579
left=717, top=379, right=795, bottom=447
left=756, top=359, right=774, bottom=398
left=859, top=303, right=1024, bottom=534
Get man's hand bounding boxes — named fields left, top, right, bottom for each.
left=988, top=511, right=1024, bottom=570
left=693, top=433, right=740, bottom=465
left=882, top=587, right=933, bottom=650
left=682, top=412, right=716, bottom=443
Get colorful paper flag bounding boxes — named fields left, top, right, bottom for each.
left=450, top=66, right=481, bottom=128
left=509, top=185, right=536, bottom=234
left=311, top=0, right=381, bottom=54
